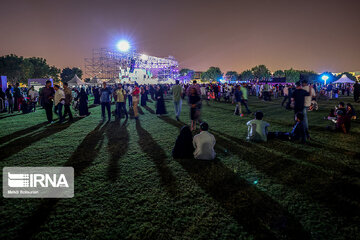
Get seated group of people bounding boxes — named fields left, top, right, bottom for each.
left=246, top=111, right=309, bottom=144
left=172, top=122, right=216, bottom=160
left=325, top=102, right=356, bottom=134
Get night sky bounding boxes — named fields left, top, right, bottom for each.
left=1, top=0, right=359, bottom=74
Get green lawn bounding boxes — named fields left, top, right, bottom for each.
left=1, top=96, right=359, bottom=240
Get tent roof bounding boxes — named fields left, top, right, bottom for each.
left=333, top=74, right=355, bottom=84
left=68, top=75, right=86, bottom=85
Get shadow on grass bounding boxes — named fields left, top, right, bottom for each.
left=0, top=118, right=84, bottom=161
left=177, top=158, right=310, bottom=240
left=106, top=119, right=129, bottom=181
left=160, top=116, right=360, bottom=220
left=159, top=116, right=309, bottom=239
left=135, top=119, right=178, bottom=196
left=210, top=130, right=360, bottom=217
left=17, top=123, right=107, bottom=240
left=0, top=113, right=22, bottom=120
left=0, top=122, right=48, bottom=145
left=143, top=106, right=155, bottom=114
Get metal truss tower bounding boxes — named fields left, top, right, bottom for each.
left=84, top=48, right=179, bottom=81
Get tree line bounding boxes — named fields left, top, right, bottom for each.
left=180, top=65, right=356, bottom=83
left=0, top=54, right=83, bottom=84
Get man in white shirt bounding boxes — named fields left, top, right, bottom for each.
left=28, top=86, right=39, bottom=112
left=54, top=85, right=65, bottom=123
left=246, top=111, right=270, bottom=142
left=193, top=122, right=216, bottom=160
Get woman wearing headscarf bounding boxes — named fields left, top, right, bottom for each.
left=79, top=88, right=90, bottom=117
left=172, top=125, right=194, bottom=159
left=155, top=85, right=167, bottom=115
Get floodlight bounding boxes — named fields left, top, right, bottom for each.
left=116, top=40, right=130, bottom=52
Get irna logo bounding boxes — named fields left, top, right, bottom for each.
left=8, top=172, right=69, bottom=188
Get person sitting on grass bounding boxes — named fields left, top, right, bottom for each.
left=172, top=126, right=195, bottom=159
left=327, top=106, right=351, bottom=134
left=246, top=111, right=270, bottom=142
left=325, top=102, right=346, bottom=122
left=268, top=112, right=307, bottom=144
left=193, top=122, right=216, bottom=160
left=346, top=103, right=356, bottom=120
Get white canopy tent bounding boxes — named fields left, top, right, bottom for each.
left=67, top=75, right=87, bottom=86
left=89, top=77, right=101, bottom=85
left=333, top=74, right=356, bottom=84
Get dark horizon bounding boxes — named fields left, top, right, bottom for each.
left=1, top=0, right=359, bottom=74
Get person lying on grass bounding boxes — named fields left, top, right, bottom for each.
left=268, top=112, right=307, bottom=144
left=246, top=111, right=270, bottom=142
left=193, top=122, right=216, bottom=160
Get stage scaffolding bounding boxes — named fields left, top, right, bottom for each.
left=84, top=48, right=179, bottom=81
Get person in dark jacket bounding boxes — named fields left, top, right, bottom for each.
left=172, top=125, right=195, bottom=159
left=155, top=85, right=167, bottom=115
left=268, top=112, right=307, bottom=143
left=79, top=88, right=90, bottom=117
left=93, top=87, right=100, bottom=105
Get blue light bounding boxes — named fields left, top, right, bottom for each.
left=116, top=40, right=130, bottom=52
left=253, top=180, right=258, bottom=184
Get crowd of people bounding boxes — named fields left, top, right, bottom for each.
left=0, top=78, right=359, bottom=160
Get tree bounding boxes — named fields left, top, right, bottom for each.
left=0, top=54, right=24, bottom=84
left=60, top=67, right=74, bottom=83
left=0, top=54, right=60, bottom=84
left=202, top=66, right=223, bottom=82
left=28, top=57, right=50, bottom=78
left=60, top=67, right=83, bottom=83
left=273, top=70, right=285, bottom=78
left=49, top=66, right=61, bottom=82
left=251, top=65, right=271, bottom=81
left=72, top=67, right=83, bottom=79
left=240, top=70, right=254, bottom=81
left=284, top=68, right=300, bottom=83
left=225, top=71, right=238, bottom=81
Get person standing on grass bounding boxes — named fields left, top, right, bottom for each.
left=54, top=85, right=65, bottom=123
left=155, top=85, right=167, bottom=116
left=281, top=84, right=289, bottom=107
left=5, top=85, right=14, bottom=114
left=100, top=82, right=112, bottom=122
left=115, top=84, right=128, bottom=119
left=193, top=122, right=216, bottom=160
left=79, top=88, right=90, bottom=117
left=29, top=86, right=39, bottom=112
left=131, top=83, right=140, bottom=119
left=354, top=80, right=360, bottom=103
left=291, top=81, right=310, bottom=138
left=189, top=88, right=201, bottom=131
left=240, top=84, right=251, bottom=114
left=40, top=80, right=55, bottom=124
left=172, top=80, right=183, bottom=121
left=302, top=79, right=315, bottom=135
left=63, top=83, right=73, bottom=121
left=186, top=80, right=201, bottom=96
left=234, top=85, right=243, bottom=117
left=13, top=83, right=21, bottom=111
left=127, top=84, right=133, bottom=108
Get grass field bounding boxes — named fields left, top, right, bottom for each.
left=1, top=95, right=359, bottom=240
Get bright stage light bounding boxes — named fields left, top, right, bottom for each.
left=321, top=75, right=329, bottom=81
left=116, top=40, right=130, bottom=52
left=321, top=75, right=329, bottom=85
